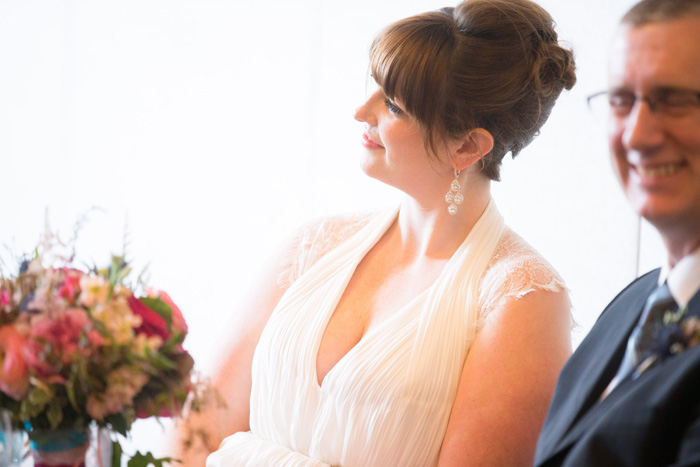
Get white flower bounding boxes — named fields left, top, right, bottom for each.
left=79, top=275, right=109, bottom=308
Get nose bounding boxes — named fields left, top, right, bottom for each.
left=354, top=90, right=380, bottom=125
left=621, top=99, right=665, bottom=151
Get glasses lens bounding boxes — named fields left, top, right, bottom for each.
left=587, top=92, right=612, bottom=124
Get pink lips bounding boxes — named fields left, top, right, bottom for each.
left=361, top=133, right=384, bottom=150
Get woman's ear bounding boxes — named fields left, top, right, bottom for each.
left=452, top=128, right=494, bottom=171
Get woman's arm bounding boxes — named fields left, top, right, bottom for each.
left=438, top=288, right=572, bottom=466
left=175, top=235, right=301, bottom=465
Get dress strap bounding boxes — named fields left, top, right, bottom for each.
left=403, top=198, right=505, bottom=441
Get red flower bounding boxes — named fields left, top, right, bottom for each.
left=0, top=325, right=30, bottom=400
left=127, top=291, right=188, bottom=345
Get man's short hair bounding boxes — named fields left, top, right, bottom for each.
left=623, top=0, right=700, bottom=25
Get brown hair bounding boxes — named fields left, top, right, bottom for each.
left=622, top=0, right=700, bottom=26
left=369, top=0, right=576, bottom=181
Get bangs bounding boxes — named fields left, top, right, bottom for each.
left=369, top=12, right=455, bottom=134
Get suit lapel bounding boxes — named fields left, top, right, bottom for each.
left=538, top=270, right=660, bottom=463
left=684, top=285, right=700, bottom=319
left=562, top=286, right=700, bottom=455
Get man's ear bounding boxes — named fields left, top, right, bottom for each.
left=452, top=128, right=494, bottom=171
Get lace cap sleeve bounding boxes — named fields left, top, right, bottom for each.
left=478, top=228, right=568, bottom=325
left=276, top=211, right=376, bottom=289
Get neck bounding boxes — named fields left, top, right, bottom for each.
left=394, top=176, right=492, bottom=260
left=663, top=233, right=700, bottom=269
left=655, top=218, right=700, bottom=268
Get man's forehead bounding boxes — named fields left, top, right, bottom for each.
left=609, top=17, right=700, bottom=89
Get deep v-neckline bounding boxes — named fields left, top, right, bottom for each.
left=313, top=211, right=465, bottom=389
left=312, top=208, right=401, bottom=389
left=315, top=286, right=430, bottom=389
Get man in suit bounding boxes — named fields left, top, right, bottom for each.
left=535, top=0, right=700, bottom=465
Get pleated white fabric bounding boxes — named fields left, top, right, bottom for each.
left=207, top=200, right=506, bottom=467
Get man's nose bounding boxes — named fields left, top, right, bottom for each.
left=621, top=99, right=665, bottom=151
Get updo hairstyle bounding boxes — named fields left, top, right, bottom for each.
left=369, top=0, right=576, bottom=181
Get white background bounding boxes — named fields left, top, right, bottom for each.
left=0, top=0, right=664, bottom=460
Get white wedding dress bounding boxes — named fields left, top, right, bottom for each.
left=207, top=200, right=566, bottom=467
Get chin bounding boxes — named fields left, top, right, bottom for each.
left=359, top=159, right=383, bottom=181
left=634, top=199, right=698, bottom=232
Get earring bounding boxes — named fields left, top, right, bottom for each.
left=445, top=169, right=463, bottom=216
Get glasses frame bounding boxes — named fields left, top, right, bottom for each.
left=587, top=89, right=700, bottom=118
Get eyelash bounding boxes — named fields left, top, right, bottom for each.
left=384, top=98, right=403, bottom=115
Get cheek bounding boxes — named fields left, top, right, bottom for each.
left=379, top=124, right=403, bottom=153
left=608, top=126, right=628, bottom=182
left=675, top=128, right=700, bottom=153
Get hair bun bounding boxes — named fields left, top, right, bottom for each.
left=532, top=38, right=577, bottom=96
left=534, top=28, right=557, bottom=44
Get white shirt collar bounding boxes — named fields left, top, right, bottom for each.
left=658, top=245, right=700, bottom=308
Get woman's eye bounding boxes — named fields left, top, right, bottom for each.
left=384, top=98, right=403, bottom=115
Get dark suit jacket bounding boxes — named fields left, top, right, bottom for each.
left=535, top=269, right=700, bottom=467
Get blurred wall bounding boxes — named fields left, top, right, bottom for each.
left=0, top=0, right=662, bottom=459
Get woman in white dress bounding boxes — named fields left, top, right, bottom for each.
left=185, top=0, right=576, bottom=465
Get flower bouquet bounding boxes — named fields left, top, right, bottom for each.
left=0, top=233, right=196, bottom=466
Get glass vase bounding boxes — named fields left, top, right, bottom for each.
left=0, top=410, right=28, bottom=466
left=28, top=428, right=89, bottom=467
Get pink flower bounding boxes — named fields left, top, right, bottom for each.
left=1, top=289, right=10, bottom=307
left=58, top=268, right=83, bottom=304
left=128, top=291, right=188, bottom=345
left=0, top=325, right=30, bottom=400
left=24, top=308, right=93, bottom=375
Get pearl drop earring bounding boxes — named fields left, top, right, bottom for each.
left=445, top=169, right=464, bottom=216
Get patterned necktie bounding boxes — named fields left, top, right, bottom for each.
left=604, top=282, right=678, bottom=396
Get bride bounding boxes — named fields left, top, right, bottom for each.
left=185, top=0, right=576, bottom=465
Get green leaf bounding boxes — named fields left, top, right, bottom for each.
left=139, top=297, right=172, bottom=329
left=27, top=385, right=52, bottom=408
left=109, top=255, right=131, bottom=291
left=106, top=412, right=129, bottom=437
left=149, top=353, right=177, bottom=371
left=127, top=451, right=179, bottom=467
left=46, top=398, right=63, bottom=429
left=67, top=374, right=78, bottom=410
left=112, top=441, right=123, bottom=467
left=165, top=331, right=185, bottom=348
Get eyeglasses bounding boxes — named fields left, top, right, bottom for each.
left=587, top=87, right=700, bottom=120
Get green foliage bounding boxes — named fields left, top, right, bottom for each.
left=20, top=384, right=52, bottom=421
left=127, top=451, right=180, bottom=467
left=112, top=440, right=123, bottom=467
left=46, top=397, right=63, bottom=428
left=148, top=352, right=177, bottom=372
left=109, top=255, right=131, bottom=291
left=105, top=412, right=129, bottom=437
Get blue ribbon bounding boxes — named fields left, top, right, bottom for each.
left=27, top=428, right=88, bottom=453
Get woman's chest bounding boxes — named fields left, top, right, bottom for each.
left=316, top=257, right=447, bottom=385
